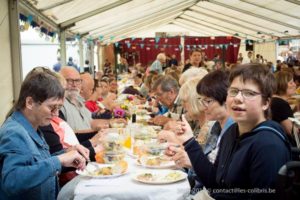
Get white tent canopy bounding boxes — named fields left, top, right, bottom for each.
left=20, top=0, right=300, bottom=42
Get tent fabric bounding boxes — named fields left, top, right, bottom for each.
left=184, top=36, right=241, bottom=63
left=118, top=37, right=181, bottom=66
left=20, top=0, right=300, bottom=42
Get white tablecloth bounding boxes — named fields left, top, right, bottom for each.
left=58, top=157, right=190, bottom=200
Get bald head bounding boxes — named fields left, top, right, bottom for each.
left=80, top=73, right=94, bottom=100
left=60, top=66, right=80, bottom=79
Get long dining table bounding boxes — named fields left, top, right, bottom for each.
left=57, top=155, right=190, bottom=200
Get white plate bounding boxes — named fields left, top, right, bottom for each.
left=133, top=170, right=187, bottom=184
left=137, top=156, right=176, bottom=169
left=76, top=163, right=128, bottom=178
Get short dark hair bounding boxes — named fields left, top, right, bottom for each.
left=197, top=70, right=229, bottom=105
left=14, top=67, right=65, bottom=111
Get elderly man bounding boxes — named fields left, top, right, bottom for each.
left=59, top=67, right=108, bottom=134
left=150, top=75, right=182, bottom=126
left=0, top=68, right=86, bottom=200
left=150, top=53, right=166, bottom=74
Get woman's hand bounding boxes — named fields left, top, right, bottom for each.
left=58, top=150, right=86, bottom=170
left=158, top=130, right=180, bottom=144
left=176, top=115, right=194, bottom=143
left=167, top=145, right=192, bottom=168
left=67, top=144, right=90, bottom=161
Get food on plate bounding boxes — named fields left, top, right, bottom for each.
left=135, top=171, right=186, bottom=183
left=95, top=151, right=105, bottom=164
left=164, top=171, right=183, bottom=181
left=114, top=160, right=128, bottom=173
left=87, top=166, right=113, bottom=176
left=81, top=161, right=128, bottom=177
left=146, top=157, right=162, bottom=166
left=137, top=173, right=154, bottom=182
left=139, top=155, right=172, bottom=167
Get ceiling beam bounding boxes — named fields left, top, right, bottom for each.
left=175, top=18, right=258, bottom=40
left=285, top=0, right=300, bottom=6
left=59, top=0, right=132, bottom=29
left=72, top=0, right=172, bottom=32
left=240, top=0, right=300, bottom=20
left=192, top=5, right=290, bottom=36
left=183, top=11, right=262, bottom=39
left=208, top=0, right=300, bottom=30
left=101, top=17, right=176, bottom=43
left=89, top=0, right=196, bottom=37
left=103, top=13, right=181, bottom=39
left=99, top=12, right=181, bottom=41
left=19, top=0, right=58, bottom=30
left=182, top=14, right=260, bottom=39
left=175, top=18, right=228, bottom=36
left=39, top=0, right=75, bottom=12
left=172, top=21, right=211, bottom=36
left=179, top=16, right=235, bottom=35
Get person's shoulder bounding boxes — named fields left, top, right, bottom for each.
left=271, top=96, right=288, bottom=104
left=0, top=117, right=27, bottom=141
left=252, top=120, right=288, bottom=146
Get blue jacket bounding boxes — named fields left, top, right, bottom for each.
left=0, top=111, right=62, bottom=200
left=184, top=120, right=291, bottom=199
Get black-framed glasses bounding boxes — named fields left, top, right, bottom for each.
left=227, top=88, right=261, bottom=99
left=198, top=97, right=215, bottom=107
left=66, top=78, right=82, bottom=85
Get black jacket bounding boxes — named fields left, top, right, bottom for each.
left=184, top=120, right=291, bottom=199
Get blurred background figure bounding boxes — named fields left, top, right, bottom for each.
left=53, top=57, right=62, bottom=72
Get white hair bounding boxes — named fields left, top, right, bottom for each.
left=157, top=53, right=166, bottom=60
left=179, top=67, right=208, bottom=85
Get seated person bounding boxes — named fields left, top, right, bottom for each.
left=271, top=71, right=297, bottom=146
left=0, top=67, right=87, bottom=199
left=149, top=75, right=182, bottom=126
left=169, top=64, right=291, bottom=199
left=59, top=67, right=125, bottom=135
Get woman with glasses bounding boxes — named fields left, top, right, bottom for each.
left=0, top=69, right=87, bottom=200
left=271, top=71, right=297, bottom=146
left=173, top=64, right=291, bottom=199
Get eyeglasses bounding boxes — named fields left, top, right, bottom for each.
left=66, top=78, right=82, bottom=85
left=47, top=104, right=63, bottom=113
left=38, top=102, right=63, bottom=113
left=198, top=97, right=215, bottom=107
left=155, top=92, right=164, bottom=97
left=227, top=88, right=261, bottom=99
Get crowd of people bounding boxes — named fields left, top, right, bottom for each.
left=0, top=48, right=299, bottom=199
